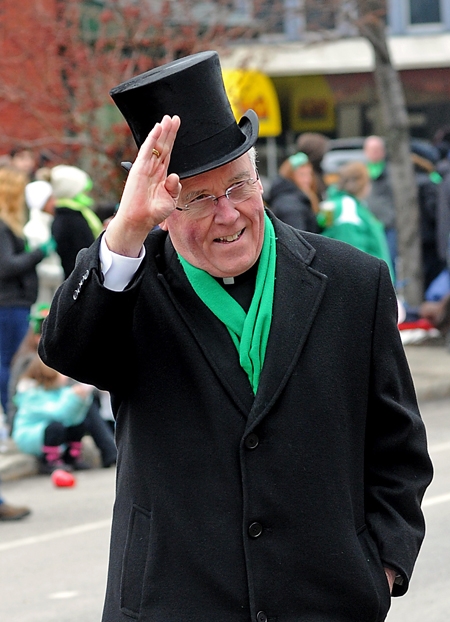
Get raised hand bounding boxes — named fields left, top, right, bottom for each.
left=105, top=115, right=181, bottom=257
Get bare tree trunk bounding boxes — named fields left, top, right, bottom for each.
left=359, top=16, right=423, bottom=305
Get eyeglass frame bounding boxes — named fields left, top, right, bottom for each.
left=175, top=171, right=260, bottom=213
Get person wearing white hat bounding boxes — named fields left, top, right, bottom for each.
left=24, top=181, right=63, bottom=305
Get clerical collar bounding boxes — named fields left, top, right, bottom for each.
left=214, top=260, right=260, bottom=287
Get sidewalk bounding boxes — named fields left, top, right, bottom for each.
left=404, top=339, right=450, bottom=402
left=1, top=340, right=450, bottom=482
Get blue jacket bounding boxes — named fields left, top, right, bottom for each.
left=12, top=382, right=92, bottom=455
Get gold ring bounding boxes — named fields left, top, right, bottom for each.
left=152, top=148, right=161, bottom=158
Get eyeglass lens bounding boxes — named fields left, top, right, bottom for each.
left=176, top=177, right=258, bottom=214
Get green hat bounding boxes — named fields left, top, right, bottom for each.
left=288, top=152, right=309, bottom=169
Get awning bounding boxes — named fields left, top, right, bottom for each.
left=222, top=68, right=282, bottom=137
left=220, top=33, right=450, bottom=77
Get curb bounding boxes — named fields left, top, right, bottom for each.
left=0, top=436, right=102, bottom=482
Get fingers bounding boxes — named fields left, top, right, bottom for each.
left=137, top=115, right=180, bottom=174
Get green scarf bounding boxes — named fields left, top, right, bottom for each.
left=55, top=196, right=103, bottom=238
left=178, top=212, right=276, bottom=394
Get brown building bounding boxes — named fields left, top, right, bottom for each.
left=0, top=0, right=65, bottom=156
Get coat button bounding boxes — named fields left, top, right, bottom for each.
left=248, top=522, right=263, bottom=538
left=245, top=433, right=259, bottom=449
left=256, top=612, right=268, bottom=622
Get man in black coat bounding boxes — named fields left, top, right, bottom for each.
left=39, top=52, right=432, bottom=622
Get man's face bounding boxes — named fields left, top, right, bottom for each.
left=364, top=137, right=385, bottom=163
left=161, top=153, right=265, bottom=278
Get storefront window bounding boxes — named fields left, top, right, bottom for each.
left=409, top=0, right=441, bottom=24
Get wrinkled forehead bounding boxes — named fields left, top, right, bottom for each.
left=180, top=153, right=255, bottom=197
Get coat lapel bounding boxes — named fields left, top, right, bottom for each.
left=158, top=237, right=255, bottom=418
left=247, top=221, right=328, bottom=429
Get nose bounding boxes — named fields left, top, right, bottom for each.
left=213, top=195, right=240, bottom=224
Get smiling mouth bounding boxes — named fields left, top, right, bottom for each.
left=215, top=228, right=245, bottom=244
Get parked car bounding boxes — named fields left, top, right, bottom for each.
left=321, top=136, right=440, bottom=186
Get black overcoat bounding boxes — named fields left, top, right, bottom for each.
left=39, top=215, right=432, bottom=622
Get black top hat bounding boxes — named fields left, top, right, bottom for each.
left=110, top=51, right=259, bottom=179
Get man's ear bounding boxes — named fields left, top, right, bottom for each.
left=159, top=219, right=168, bottom=231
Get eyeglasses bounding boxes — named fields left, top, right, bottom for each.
left=175, top=173, right=260, bottom=218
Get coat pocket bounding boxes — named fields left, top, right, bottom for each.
left=120, top=504, right=152, bottom=619
left=357, top=525, right=391, bottom=621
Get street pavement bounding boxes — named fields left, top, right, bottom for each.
left=1, top=338, right=450, bottom=482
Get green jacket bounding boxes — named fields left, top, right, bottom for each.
left=320, top=189, right=394, bottom=281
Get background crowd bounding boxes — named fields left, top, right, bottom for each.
left=1, top=127, right=450, bottom=519
left=0, top=148, right=117, bottom=520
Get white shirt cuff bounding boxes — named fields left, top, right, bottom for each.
left=100, top=234, right=145, bottom=292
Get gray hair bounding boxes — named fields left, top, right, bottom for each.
left=247, top=147, right=257, bottom=170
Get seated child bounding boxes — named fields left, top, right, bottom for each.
left=12, top=354, right=93, bottom=474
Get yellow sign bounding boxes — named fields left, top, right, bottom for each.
left=290, top=75, right=335, bottom=132
left=222, top=69, right=282, bottom=137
